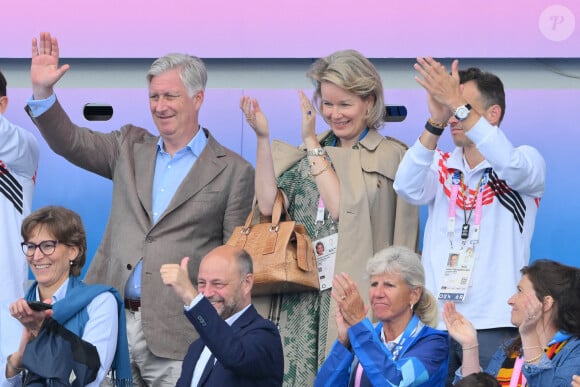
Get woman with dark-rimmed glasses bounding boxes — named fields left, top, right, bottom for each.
left=1, top=206, right=131, bottom=386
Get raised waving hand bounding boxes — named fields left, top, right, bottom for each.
left=31, top=32, right=70, bottom=100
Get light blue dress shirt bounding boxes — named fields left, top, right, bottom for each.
left=125, top=129, right=207, bottom=299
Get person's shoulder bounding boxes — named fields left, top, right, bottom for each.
left=119, top=124, right=157, bottom=141
left=563, top=336, right=580, bottom=351
left=222, top=146, right=251, bottom=164
left=247, top=306, right=280, bottom=332
left=382, top=135, right=410, bottom=151
left=372, top=135, right=410, bottom=161
left=360, top=133, right=409, bottom=176
left=204, top=129, right=252, bottom=166
left=411, top=326, right=449, bottom=355
left=86, top=288, right=118, bottom=315
left=557, top=336, right=580, bottom=361
left=1, top=114, right=38, bottom=139
left=360, top=129, right=408, bottom=152
left=516, top=144, right=545, bottom=163
left=257, top=315, right=280, bottom=333
left=92, top=290, right=117, bottom=304
left=77, top=281, right=119, bottom=304
left=419, top=325, right=449, bottom=340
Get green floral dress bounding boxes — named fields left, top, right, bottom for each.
left=274, top=135, right=339, bottom=387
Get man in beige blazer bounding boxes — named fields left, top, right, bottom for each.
left=26, top=32, right=254, bottom=386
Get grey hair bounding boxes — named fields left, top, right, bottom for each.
left=306, top=49, right=385, bottom=130
left=235, top=249, right=254, bottom=277
left=366, top=246, right=439, bottom=327
left=146, top=53, right=207, bottom=97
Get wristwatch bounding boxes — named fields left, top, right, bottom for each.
left=454, top=104, right=472, bottom=121
left=306, top=147, right=326, bottom=157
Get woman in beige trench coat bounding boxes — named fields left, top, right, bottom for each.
left=240, top=49, right=419, bottom=386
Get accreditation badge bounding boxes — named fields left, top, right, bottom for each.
left=437, top=246, right=477, bottom=302
left=312, top=233, right=338, bottom=291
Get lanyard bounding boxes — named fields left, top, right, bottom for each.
left=447, top=168, right=491, bottom=246
left=386, top=314, right=420, bottom=360
left=316, top=197, right=325, bottom=225
left=510, top=356, right=526, bottom=387
left=314, top=197, right=337, bottom=237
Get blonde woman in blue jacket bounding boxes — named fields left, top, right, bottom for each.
left=315, top=246, right=448, bottom=387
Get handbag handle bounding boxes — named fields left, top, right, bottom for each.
left=270, top=189, right=291, bottom=227
left=241, top=189, right=290, bottom=233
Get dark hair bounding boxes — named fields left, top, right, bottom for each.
left=0, top=70, right=6, bottom=97
left=459, top=67, right=505, bottom=124
left=235, top=248, right=253, bottom=277
left=454, top=372, right=500, bottom=387
left=504, top=259, right=580, bottom=356
left=522, top=259, right=580, bottom=336
left=21, top=206, right=87, bottom=277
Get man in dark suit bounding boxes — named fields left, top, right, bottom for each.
left=161, top=245, right=284, bottom=386
left=27, top=32, right=254, bottom=385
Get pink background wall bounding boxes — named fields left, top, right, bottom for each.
left=3, top=0, right=578, bottom=58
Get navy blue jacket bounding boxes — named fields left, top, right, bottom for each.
left=176, top=298, right=283, bottom=387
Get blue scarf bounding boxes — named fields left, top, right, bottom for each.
left=26, top=276, right=132, bottom=386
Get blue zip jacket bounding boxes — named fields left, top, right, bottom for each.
left=315, top=318, right=448, bottom=387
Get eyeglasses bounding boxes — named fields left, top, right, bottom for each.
left=21, top=240, right=60, bottom=257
